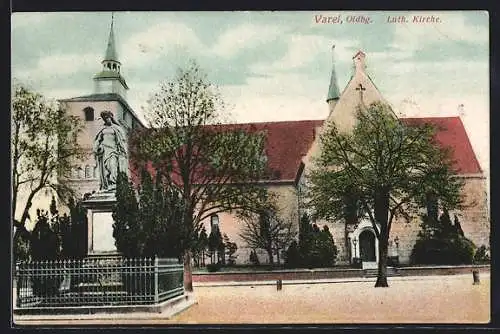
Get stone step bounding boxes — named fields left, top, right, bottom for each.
left=77, top=282, right=124, bottom=288
left=363, top=267, right=401, bottom=278
left=76, top=281, right=124, bottom=293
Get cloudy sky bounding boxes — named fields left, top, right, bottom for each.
left=11, top=10, right=489, bottom=184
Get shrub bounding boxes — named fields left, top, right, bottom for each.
left=13, top=225, right=30, bottom=262
left=411, top=211, right=475, bottom=265
left=284, top=240, right=300, bottom=268
left=294, top=214, right=337, bottom=268
left=206, top=263, right=221, bottom=272
left=223, top=234, right=238, bottom=266
left=30, top=209, right=60, bottom=261
left=473, top=245, right=490, bottom=264
left=249, top=249, right=260, bottom=265
left=411, top=237, right=474, bottom=265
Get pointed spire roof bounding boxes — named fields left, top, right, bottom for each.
left=104, top=13, right=119, bottom=63
left=327, top=44, right=340, bottom=102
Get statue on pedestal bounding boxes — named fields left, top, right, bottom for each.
left=93, top=110, right=128, bottom=193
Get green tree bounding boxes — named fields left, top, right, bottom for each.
left=112, top=172, right=141, bottom=257
left=208, top=226, right=223, bottom=264
left=223, top=233, right=238, bottom=265
left=198, top=227, right=209, bottom=266
left=14, top=195, right=88, bottom=262
left=65, top=197, right=88, bottom=258
left=298, top=213, right=314, bottom=263
left=307, top=102, right=463, bottom=287
left=315, top=225, right=338, bottom=267
left=129, top=61, right=269, bottom=291
left=11, top=83, right=85, bottom=232
left=155, top=177, right=186, bottom=259
left=30, top=209, right=60, bottom=261
left=192, top=226, right=209, bottom=267
left=113, top=171, right=186, bottom=259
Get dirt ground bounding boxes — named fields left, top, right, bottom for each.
left=172, top=274, right=490, bottom=324
left=13, top=274, right=490, bottom=325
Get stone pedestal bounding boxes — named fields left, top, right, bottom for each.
left=82, top=191, right=119, bottom=255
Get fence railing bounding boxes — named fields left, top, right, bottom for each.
left=14, top=256, right=184, bottom=309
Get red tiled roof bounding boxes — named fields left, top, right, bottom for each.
left=211, top=120, right=324, bottom=181
left=128, top=120, right=323, bottom=184
left=129, top=116, right=481, bottom=185
left=401, top=116, right=482, bottom=174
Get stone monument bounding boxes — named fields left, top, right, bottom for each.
left=82, top=110, right=129, bottom=255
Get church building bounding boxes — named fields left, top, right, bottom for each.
left=60, top=20, right=490, bottom=267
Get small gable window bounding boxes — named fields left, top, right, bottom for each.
left=83, top=107, right=95, bottom=121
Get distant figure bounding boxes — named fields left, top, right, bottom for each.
left=93, top=111, right=128, bottom=192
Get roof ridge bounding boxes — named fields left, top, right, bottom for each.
left=401, top=115, right=460, bottom=119
left=213, top=119, right=324, bottom=126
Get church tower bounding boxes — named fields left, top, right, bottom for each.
left=93, top=14, right=129, bottom=99
left=59, top=13, right=143, bottom=199
left=326, top=45, right=340, bottom=115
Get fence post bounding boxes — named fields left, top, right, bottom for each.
left=15, top=262, right=21, bottom=308
left=154, top=257, right=159, bottom=304
left=473, top=269, right=480, bottom=285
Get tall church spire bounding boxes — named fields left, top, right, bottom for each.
left=327, top=44, right=340, bottom=114
left=327, top=45, right=340, bottom=102
left=104, top=12, right=119, bottom=62
left=93, top=12, right=129, bottom=98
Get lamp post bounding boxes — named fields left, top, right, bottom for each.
left=353, top=237, right=358, bottom=258
left=394, top=236, right=399, bottom=256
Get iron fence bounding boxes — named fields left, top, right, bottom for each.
left=14, top=256, right=184, bottom=309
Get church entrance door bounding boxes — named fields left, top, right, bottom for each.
left=359, top=230, right=376, bottom=262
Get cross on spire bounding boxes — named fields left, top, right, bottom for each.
left=356, top=83, right=366, bottom=105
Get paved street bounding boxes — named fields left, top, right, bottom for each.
left=13, top=274, right=490, bottom=325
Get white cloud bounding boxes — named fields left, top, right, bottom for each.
left=210, top=23, right=287, bottom=58
left=369, top=59, right=489, bottom=100
left=12, top=52, right=100, bottom=89
left=121, top=22, right=203, bottom=68
left=391, top=12, right=488, bottom=51
left=385, top=59, right=488, bottom=75
left=219, top=70, right=329, bottom=124
left=225, top=93, right=327, bottom=123
left=250, top=34, right=359, bottom=73
left=11, top=12, right=58, bottom=30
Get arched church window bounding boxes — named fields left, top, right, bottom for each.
left=85, top=165, right=92, bottom=178
left=83, top=107, right=94, bottom=121
left=77, top=166, right=84, bottom=179
left=210, top=214, right=220, bottom=232
left=107, top=63, right=111, bottom=70
left=113, top=64, right=117, bottom=70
